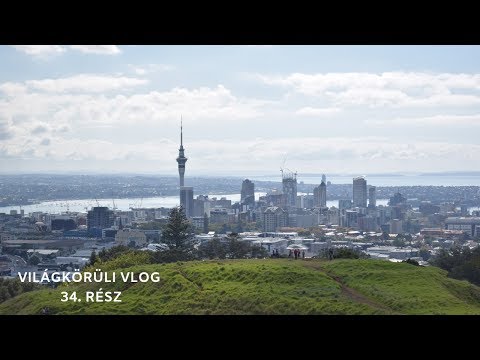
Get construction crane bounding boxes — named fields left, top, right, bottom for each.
left=280, top=154, right=288, bottom=178
left=112, top=192, right=117, bottom=211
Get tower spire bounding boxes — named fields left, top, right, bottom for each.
left=180, top=115, right=183, bottom=148
left=176, top=116, right=187, bottom=187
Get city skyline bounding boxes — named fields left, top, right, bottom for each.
left=1, top=45, right=480, bottom=175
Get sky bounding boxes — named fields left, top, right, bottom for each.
left=1, top=45, right=480, bottom=176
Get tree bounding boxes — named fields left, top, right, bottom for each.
left=333, top=248, right=360, bottom=259
left=155, top=206, right=197, bottom=262
left=28, top=255, right=40, bottom=266
left=226, top=233, right=250, bottom=259
left=432, top=246, right=480, bottom=286
left=89, top=250, right=98, bottom=266
left=297, top=230, right=311, bottom=237
left=137, top=222, right=164, bottom=230
left=419, top=248, right=431, bottom=261
left=392, top=238, right=406, bottom=248
left=251, top=244, right=268, bottom=258
left=199, top=237, right=226, bottom=259
left=98, top=248, right=107, bottom=261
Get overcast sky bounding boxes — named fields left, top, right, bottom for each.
left=1, top=45, right=480, bottom=176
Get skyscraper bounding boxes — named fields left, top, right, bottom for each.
left=368, top=186, right=376, bottom=209
left=313, top=181, right=327, bottom=207
left=180, top=186, right=194, bottom=218
left=241, top=179, right=255, bottom=208
left=87, top=207, right=114, bottom=230
left=319, top=181, right=326, bottom=207
left=353, top=176, right=367, bottom=208
left=322, top=174, right=326, bottom=183
left=176, top=120, right=187, bottom=187
left=282, top=171, right=297, bottom=208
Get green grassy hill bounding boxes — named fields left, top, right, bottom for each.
left=2, top=259, right=480, bottom=315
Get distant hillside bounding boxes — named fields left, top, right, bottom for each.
left=1, top=259, right=480, bottom=315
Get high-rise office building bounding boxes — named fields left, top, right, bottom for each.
left=368, top=186, right=376, bottom=209
left=319, top=181, right=326, bottom=207
left=313, top=181, right=327, bottom=207
left=180, top=186, right=194, bottom=218
left=241, top=179, right=255, bottom=208
left=282, top=171, right=297, bottom=208
left=353, top=176, right=367, bottom=208
left=322, top=174, right=326, bottom=183
left=193, top=195, right=210, bottom=218
left=87, top=207, right=114, bottom=230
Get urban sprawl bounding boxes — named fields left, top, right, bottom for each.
left=1, top=125, right=480, bottom=281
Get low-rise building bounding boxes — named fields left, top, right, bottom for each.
left=445, top=217, right=480, bottom=237
left=115, top=229, right=147, bottom=247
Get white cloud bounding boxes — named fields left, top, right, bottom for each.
left=25, top=74, right=147, bottom=93
left=128, top=64, right=175, bottom=75
left=11, top=45, right=66, bottom=58
left=10, top=45, right=121, bottom=59
left=69, top=45, right=121, bottom=55
left=257, top=71, right=480, bottom=108
left=1, top=126, right=478, bottom=174
left=0, top=81, right=267, bottom=161
left=296, top=107, right=342, bottom=116
left=366, top=114, right=480, bottom=127
left=0, top=82, right=27, bottom=96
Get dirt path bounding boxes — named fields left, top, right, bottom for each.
left=176, top=266, right=203, bottom=290
left=302, top=261, right=396, bottom=314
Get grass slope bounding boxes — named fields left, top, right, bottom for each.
left=1, top=259, right=480, bottom=315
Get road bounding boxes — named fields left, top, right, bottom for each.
left=4, top=254, right=27, bottom=269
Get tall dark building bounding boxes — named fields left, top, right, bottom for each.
left=314, top=181, right=327, bottom=207
left=176, top=120, right=187, bottom=187
left=87, top=207, right=114, bottom=230
left=180, top=186, right=194, bottom=218
left=353, top=176, right=367, bottom=208
left=282, top=171, right=297, bottom=208
left=241, top=179, right=255, bottom=208
left=368, top=186, right=376, bottom=209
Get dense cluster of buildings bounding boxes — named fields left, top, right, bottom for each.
left=1, top=123, right=480, bottom=279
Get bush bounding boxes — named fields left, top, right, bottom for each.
left=432, top=247, right=480, bottom=286
left=402, top=258, right=420, bottom=266
left=333, top=248, right=360, bottom=259
left=28, top=255, right=40, bottom=265
left=0, top=278, right=40, bottom=304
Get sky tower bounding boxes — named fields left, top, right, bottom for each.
left=176, top=118, right=187, bottom=187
